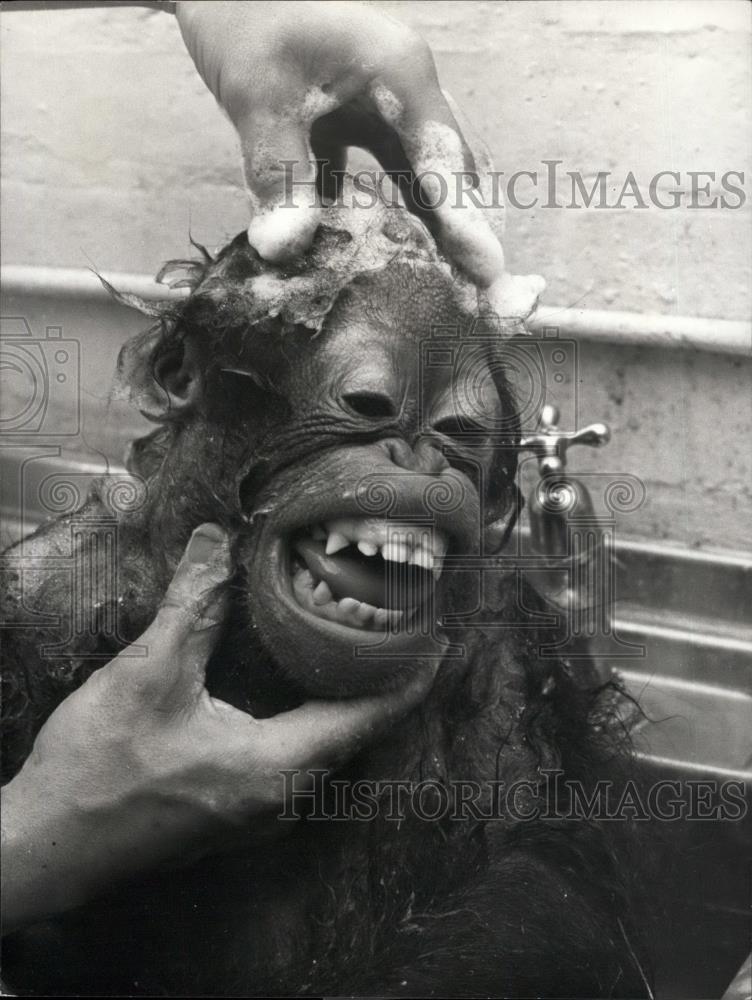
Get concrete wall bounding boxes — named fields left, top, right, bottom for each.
left=2, top=1, right=751, bottom=551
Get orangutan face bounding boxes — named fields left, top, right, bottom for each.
left=125, top=225, right=518, bottom=698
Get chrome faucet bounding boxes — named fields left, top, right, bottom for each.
left=519, top=404, right=610, bottom=558
left=517, top=405, right=614, bottom=684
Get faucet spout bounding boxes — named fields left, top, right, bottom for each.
left=517, top=405, right=617, bottom=686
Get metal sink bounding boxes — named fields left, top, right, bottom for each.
left=603, top=539, right=752, bottom=999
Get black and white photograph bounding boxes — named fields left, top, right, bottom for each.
left=1, top=1, right=750, bottom=997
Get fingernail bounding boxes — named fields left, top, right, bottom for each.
left=186, top=523, right=228, bottom=565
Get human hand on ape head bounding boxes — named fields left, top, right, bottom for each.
left=175, top=0, right=506, bottom=289
left=1, top=523, right=436, bottom=933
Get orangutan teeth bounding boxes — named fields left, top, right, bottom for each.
left=325, top=531, right=350, bottom=555
left=354, top=601, right=376, bottom=626
left=374, top=608, right=393, bottom=629
left=320, top=518, right=448, bottom=577
left=291, top=561, right=405, bottom=631
left=410, top=546, right=433, bottom=571
left=338, top=597, right=359, bottom=614
left=313, top=580, right=333, bottom=605
left=383, top=540, right=408, bottom=563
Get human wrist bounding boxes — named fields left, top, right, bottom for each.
left=1, top=776, right=94, bottom=933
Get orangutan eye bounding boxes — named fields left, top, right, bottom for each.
left=342, top=391, right=397, bottom=420
left=433, top=415, right=488, bottom=440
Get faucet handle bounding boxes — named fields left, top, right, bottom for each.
left=519, top=404, right=610, bottom=474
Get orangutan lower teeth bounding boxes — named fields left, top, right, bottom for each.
left=291, top=561, right=405, bottom=631
left=291, top=522, right=437, bottom=620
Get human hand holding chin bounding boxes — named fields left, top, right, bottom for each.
left=1, top=523, right=436, bottom=933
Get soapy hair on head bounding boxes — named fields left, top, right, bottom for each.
left=112, top=177, right=478, bottom=413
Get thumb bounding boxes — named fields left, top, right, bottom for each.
left=237, top=108, right=323, bottom=263
left=132, top=524, right=233, bottom=698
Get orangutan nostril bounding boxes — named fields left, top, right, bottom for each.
left=342, top=391, right=397, bottom=420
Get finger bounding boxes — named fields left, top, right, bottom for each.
left=258, top=662, right=439, bottom=774
left=369, top=58, right=506, bottom=289
left=441, top=87, right=505, bottom=238
left=481, top=271, right=547, bottom=330
left=237, top=107, right=324, bottom=263
left=130, top=523, right=232, bottom=697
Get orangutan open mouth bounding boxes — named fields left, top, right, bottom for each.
left=289, top=519, right=448, bottom=632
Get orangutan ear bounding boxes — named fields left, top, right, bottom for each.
left=152, top=338, right=203, bottom=415
left=115, top=328, right=203, bottom=421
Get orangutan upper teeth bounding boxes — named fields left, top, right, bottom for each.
left=318, top=518, right=447, bottom=575
left=325, top=531, right=350, bottom=555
